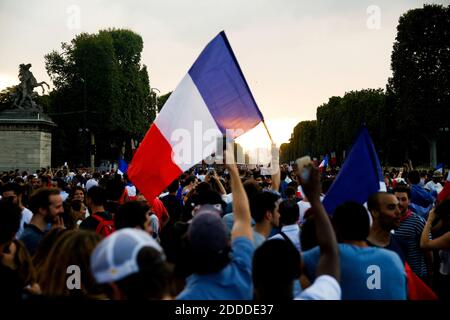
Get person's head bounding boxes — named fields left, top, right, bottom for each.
left=187, top=209, right=230, bottom=274
left=284, top=186, right=297, bottom=200
left=384, top=174, right=392, bottom=187
left=250, top=191, right=281, bottom=228
left=435, top=199, right=450, bottom=228
left=71, top=186, right=85, bottom=202
left=1, top=182, right=23, bottom=205
left=115, top=201, right=151, bottom=233
left=40, top=175, right=49, bottom=188
left=368, top=192, right=401, bottom=231
left=49, top=179, right=58, bottom=189
left=393, top=185, right=411, bottom=216
left=278, top=199, right=300, bottom=226
left=55, top=178, right=68, bottom=190
left=243, top=179, right=261, bottom=201
left=28, top=188, right=64, bottom=223
left=90, top=228, right=171, bottom=300
left=195, top=181, right=212, bottom=194
left=432, top=171, right=443, bottom=183
left=184, top=176, right=197, bottom=188
left=408, top=170, right=420, bottom=185
left=105, top=174, right=125, bottom=201
left=92, top=172, right=102, bottom=180
left=167, top=179, right=180, bottom=194
left=0, top=200, right=22, bottom=252
left=189, top=190, right=225, bottom=216
left=252, top=239, right=301, bottom=301
left=70, top=199, right=86, bottom=222
left=333, top=202, right=370, bottom=242
left=38, top=230, right=101, bottom=297
left=30, top=176, right=41, bottom=190
left=86, top=186, right=107, bottom=208
left=254, top=174, right=263, bottom=186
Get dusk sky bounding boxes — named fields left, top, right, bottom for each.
left=1, top=0, right=448, bottom=149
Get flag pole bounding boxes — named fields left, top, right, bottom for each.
left=262, top=120, right=274, bottom=145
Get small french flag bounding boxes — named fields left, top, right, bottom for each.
left=319, top=155, right=328, bottom=169
left=435, top=163, right=444, bottom=173
left=117, top=158, right=128, bottom=176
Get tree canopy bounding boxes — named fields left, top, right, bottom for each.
left=388, top=4, right=450, bottom=166
left=45, top=28, right=156, bottom=166
left=283, top=4, right=449, bottom=167
left=282, top=89, right=386, bottom=164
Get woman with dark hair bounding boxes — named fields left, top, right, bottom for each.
left=62, top=199, right=87, bottom=229
left=70, top=186, right=86, bottom=203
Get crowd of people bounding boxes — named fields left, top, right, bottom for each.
left=0, top=155, right=449, bottom=301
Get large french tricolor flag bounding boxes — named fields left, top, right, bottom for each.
left=128, top=31, right=264, bottom=201
left=323, top=128, right=385, bottom=216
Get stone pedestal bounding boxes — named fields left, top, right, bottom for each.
left=0, top=111, right=56, bottom=172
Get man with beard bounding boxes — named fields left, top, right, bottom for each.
left=394, top=186, right=433, bottom=282
left=1, top=183, right=33, bottom=239
left=19, top=188, right=64, bottom=255
left=367, top=192, right=407, bottom=263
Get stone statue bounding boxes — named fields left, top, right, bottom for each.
left=1, top=63, right=50, bottom=112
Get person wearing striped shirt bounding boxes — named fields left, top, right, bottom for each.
left=393, top=186, right=433, bottom=282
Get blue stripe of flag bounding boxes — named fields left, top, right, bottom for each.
left=188, top=31, right=264, bottom=135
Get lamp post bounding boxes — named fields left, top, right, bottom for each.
left=80, top=75, right=95, bottom=171
left=151, top=87, right=160, bottom=117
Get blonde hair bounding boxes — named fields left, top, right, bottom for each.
left=38, top=230, right=101, bottom=297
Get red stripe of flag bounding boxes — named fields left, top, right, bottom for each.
left=128, top=124, right=183, bottom=200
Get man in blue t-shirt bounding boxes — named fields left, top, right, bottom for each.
left=176, top=161, right=254, bottom=300
left=253, top=164, right=341, bottom=300
left=303, top=202, right=407, bottom=300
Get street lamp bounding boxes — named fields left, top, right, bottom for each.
left=80, top=75, right=95, bottom=171
left=151, top=87, right=160, bottom=116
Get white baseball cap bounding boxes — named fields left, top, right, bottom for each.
left=90, top=228, right=165, bottom=284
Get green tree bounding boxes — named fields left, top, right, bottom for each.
left=388, top=4, right=450, bottom=167
left=279, top=143, right=290, bottom=163
left=284, top=120, right=317, bottom=162
left=284, top=89, right=386, bottom=164
left=45, top=28, right=156, bottom=166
